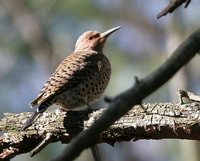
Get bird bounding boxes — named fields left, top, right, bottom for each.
left=21, top=26, right=121, bottom=130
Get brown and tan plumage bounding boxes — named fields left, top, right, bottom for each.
left=21, top=26, right=121, bottom=130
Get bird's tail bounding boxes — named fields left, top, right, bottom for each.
left=20, top=111, right=40, bottom=131
left=21, top=102, right=50, bottom=131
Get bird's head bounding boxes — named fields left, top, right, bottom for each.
left=74, top=26, right=121, bottom=52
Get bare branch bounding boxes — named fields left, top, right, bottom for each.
left=1, top=102, right=200, bottom=160
left=157, top=0, right=192, bottom=19
left=53, top=28, right=200, bottom=161
left=30, top=133, right=54, bottom=157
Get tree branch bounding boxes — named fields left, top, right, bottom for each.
left=157, top=0, right=192, bottom=19
left=1, top=101, right=200, bottom=160
left=53, top=28, right=200, bottom=161
left=1, top=28, right=199, bottom=161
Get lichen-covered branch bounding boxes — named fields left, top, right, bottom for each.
left=55, top=28, right=200, bottom=161
left=1, top=102, right=200, bottom=160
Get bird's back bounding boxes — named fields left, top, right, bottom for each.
left=30, top=51, right=111, bottom=109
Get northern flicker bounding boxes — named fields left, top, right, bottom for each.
left=21, top=26, right=121, bottom=130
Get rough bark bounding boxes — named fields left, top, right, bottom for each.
left=54, top=27, right=200, bottom=161
left=1, top=101, right=200, bottom=160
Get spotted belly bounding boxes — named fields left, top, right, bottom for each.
left=55, top=66, right=111, bottom=109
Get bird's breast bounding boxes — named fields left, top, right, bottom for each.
left=56, top=52, right=111, bottom=109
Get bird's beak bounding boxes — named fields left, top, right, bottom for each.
left=100, top=26, right=121, bottom=38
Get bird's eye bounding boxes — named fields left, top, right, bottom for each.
left=89, top=36, right=93, bottom=40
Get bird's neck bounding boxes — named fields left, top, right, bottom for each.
left=74, top=47, right=103, bottom=53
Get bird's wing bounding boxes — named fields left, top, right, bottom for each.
left=30, top=51, right=101, bottom=107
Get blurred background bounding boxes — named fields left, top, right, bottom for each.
left=1, top=0, right=200, bottom=161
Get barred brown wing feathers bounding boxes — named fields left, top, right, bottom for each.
left=30, top=51, right=101, bottom=107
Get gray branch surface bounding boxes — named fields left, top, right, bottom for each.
left=1, top=102, right=200, bottom=160
left=55, top=28, right=200, bottom=161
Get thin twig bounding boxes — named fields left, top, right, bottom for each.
left=30, top=133, right=54, bottom=157
left=157, top=0, right=192, bottom=19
